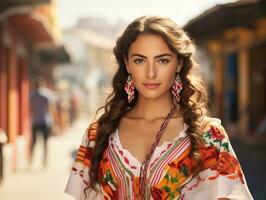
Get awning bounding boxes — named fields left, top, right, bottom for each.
left=39, top=46, right=71, bottom=64
left=1, top=1, right=60, bottom=45
left=9, top=13, right=54, bottom=44
left=0, top=0, right=51, bottom=13
left=183, top=0, right=266, bottom=41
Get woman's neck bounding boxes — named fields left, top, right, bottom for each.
left=126, top=93, right=179, bottom=121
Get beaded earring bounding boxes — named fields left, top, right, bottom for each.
left=171, top=72, right=183, bottom=103
left=124, top=74, right=135, bottom=103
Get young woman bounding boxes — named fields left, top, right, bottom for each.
left=64, top=16, right=254, bottom=200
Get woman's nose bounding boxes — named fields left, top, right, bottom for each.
left=146, top=61, right=157, bottom=79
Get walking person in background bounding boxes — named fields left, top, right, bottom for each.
left=65, top=16, right=253, bottom=199
left=29, top=78, right=55, bottom=168
left=0, top=129, right=7, bottom=184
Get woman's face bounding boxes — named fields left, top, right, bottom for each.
left=124, top=33, right=182, bottom=100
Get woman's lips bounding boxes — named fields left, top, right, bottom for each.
left=143, top=83, right=161, bottom=89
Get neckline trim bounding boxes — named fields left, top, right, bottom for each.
left=112, top=124, right=188, bottom=167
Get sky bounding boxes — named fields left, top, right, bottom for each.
left=57, top=0, right=237, bottom=29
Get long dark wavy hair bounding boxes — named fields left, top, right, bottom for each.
left=85, top=15, right=210, bottom=196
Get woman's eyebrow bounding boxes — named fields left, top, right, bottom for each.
left=131, top=53, right=173, bottom=58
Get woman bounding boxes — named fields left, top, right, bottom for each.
left=65, top=16, right=253, bottom=200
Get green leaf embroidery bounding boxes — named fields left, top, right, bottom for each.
left=209, top=142, right=215, bottom=146
left=204, top=132, right=212, bottom=139
left=103, top=170, right=114, bottom=183
left=213, top=139, right=221, bottom=143
left=222, top=142, right=229, bottom=152
left=171, top=176, right=178, bottom=183
left=162, top=185, right=171, bottom=193
left=181, top=165, right=189, bottom=177
left=164, top=172, right=170, bottom=181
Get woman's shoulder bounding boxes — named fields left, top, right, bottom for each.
left=199, top=116, right=222, bottom=128
left=199, top=116, right=225, bottom=134
left=86, top=121, right=99, bottom=141
left=198, top=116, right=229, bottom=148
left=184, top=116, right=254, bottom=199
left=78, top=120, right=99, bottom=152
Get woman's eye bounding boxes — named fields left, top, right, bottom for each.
left=158, top=58, right=169, bottom=64
left=134, top=58, right=145, bottom=64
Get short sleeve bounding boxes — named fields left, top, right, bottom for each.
left=200, top=117, right=254, bottom=200
left=64, top=122, right=104, bottom=200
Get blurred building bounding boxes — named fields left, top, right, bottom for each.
left=55, top=20, right=118, bottom=116
left=0, top=0, right=70, bottom=181
left=184, top=0, right=266, bottom=142
left=75, top=16, right=127, bottom=40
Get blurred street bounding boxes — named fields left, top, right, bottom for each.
left=0, top=115, right=91, bottom=200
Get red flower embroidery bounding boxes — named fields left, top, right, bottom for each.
left=101, top=182, right=119, bottom=200
left=151, top=187, right=163, bottom=200
left=199, top=146, right=219, bottom=164
left=217, top=152, right=238, bottom=175
left=209, top=126, right=225, bottom=140
left=217, top=151, right=244, bottom=183
left=168, top=161, right=178, bottom=169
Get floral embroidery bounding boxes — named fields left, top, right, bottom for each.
left=199, top=145, right=219, bottom=170
left=210, top=125, right=225, bottom=140
left=150, top=124, right=245, bottom=199
left=70, top=122, right=98, bottom=186
left=66, top=120, right=252, bottom=200
left=202, top=124, right=245, bottom=184
left=151, top=147, right=196, bottom=199
left=150, top=187, right=163, bottom=199
left=217, top=152, right=244, bottom=183
left=99, top=151, right=119, bottom=199
left=87, top=121, right=98, bottom=141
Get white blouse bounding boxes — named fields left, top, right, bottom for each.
left=65, top=117, right=254, bottom=199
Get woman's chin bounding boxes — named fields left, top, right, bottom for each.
left=138, top=90, right=167, bottom=100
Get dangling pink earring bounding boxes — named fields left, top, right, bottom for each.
left=124, top=74, right=135, bottom=103
left=172, top=72, right=182, bottom=103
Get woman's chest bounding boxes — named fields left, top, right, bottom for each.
left=117, top=118, right=186, bottom=165
left=97, top=132, right=195, bottom=199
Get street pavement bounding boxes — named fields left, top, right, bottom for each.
left=0, top=115, right=92, bottom=200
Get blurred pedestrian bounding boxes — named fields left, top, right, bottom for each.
left=0, top=129, right=7, bottom=184
left=29, top=78, right=54, bottom=168
left=256, top=115, right=266, bottom=137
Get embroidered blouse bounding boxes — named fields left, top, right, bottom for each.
left=64, top=117, right=254, bottom=200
